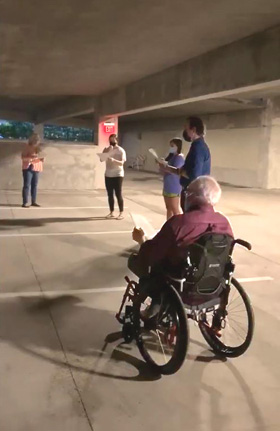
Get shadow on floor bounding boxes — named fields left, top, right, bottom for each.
left=0, top=204, right=23, bottom=208
left=0, top=294, right=266, bottom=429
left=0, top=295, right=160, bottom=382
left=0, top=295, right=227, bottom=382
left=0, top=216, right=117, bottom=229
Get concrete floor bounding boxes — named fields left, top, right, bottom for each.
left=0, top=170, right=279, bottom=431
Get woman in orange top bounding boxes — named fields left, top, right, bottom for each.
left=21, top=133, right=44, bottom=208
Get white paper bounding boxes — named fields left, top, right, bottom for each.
left=97, top=152, right=110, bottom=162
left=148, top=148, right=159, bottom=160
left=130, top=212, right=158, bottom=240
left=148, top=148, right=168, bottom=167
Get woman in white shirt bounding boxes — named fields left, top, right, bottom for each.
left=103, top=134, right=126, bottom=219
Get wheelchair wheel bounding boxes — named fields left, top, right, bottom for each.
left=199, top=277, right=254, bottom=357
left=134, top=283, right=189, bottom=375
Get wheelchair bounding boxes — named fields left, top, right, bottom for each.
left=116, top=233, right=255, bottom=375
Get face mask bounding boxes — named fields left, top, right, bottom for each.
left=169, top=147, right=176, bottom=154
left=183, top=130, right=192, bottom=142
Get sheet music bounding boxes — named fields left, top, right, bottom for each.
left=130, top=212, right=158, bottom=239
left=97, top=152, right=110, bottom=162
left=148, top=148, right=168, bottom=166
left=148, top=148, right=159, bottom=160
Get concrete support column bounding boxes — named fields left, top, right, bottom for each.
left=259, top=98, right=280, bottom=189
left=94, top=115, right=118, bottom=189
left=266, top=97, right=280, bottom=189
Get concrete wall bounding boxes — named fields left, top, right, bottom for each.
left=121, top=109, right=266, bottom=188
left=0, top=140, right=105, bottom=190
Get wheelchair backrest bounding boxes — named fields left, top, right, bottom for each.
left=183, top=233, right=233, bottom=294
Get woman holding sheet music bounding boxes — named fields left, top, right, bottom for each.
left=158, top=138, right=185, bottom=219
left=102, top=134, right=126, bottom=220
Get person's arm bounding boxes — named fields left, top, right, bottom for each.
left=133, top=221, right=175, bottom=268
left=33, top=156, right=45, bottom=163
left=188, top=146, right=204, bottom=181
left=108, top=148, right=126, bottom=166
left=158, top=156, right=186, bottom=177
left=21, top=150, right=36, bottom=162
left=108, top=158, right=124, bottom=166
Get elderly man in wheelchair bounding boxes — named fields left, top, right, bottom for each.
left=116, top=176, right=254, bottom=375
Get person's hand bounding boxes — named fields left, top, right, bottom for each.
left=158, top=158, right=168, bottom=167
left=108, top=157, right=114, bottom=162
left=132, top=227, right=145, bottom=244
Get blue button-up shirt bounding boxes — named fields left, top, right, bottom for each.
left=180, top=137, right=211, bottom=188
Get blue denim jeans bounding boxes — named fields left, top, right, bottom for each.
left=22, top=168, right=40, bottom=205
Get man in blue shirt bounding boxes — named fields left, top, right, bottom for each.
left=160, top=116, right=211, bottom=211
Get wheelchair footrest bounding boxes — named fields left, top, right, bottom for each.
left=121, top=305, right=135, bottom=343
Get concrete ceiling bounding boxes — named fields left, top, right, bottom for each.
left=1, top=0, right=280, bottom=99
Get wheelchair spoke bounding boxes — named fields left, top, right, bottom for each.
left=156, top=329, right=168, bottom=363
left=157, top=303, right=171, bottom=323
left=220, top=293, right=249, bottom=347
left=140, top=303, right=178, bottom=367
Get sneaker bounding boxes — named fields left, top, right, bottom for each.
left=116, top=213, right=124, bottom=220
left=106, top=212, right=115, bottom=219
left=31, top=203, right=41, bottom=207
left=22, top=204, right=29, bottom=208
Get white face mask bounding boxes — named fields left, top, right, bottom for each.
left=169, top=146, right=177, bottom=154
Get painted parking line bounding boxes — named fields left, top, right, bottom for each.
left=237, top=276, right=274, bottom=282
left=0, top=206, right=128, bottom=210
left=0, top=230, right=132, bottom=238
left=0, top=276, right=274, bottom=299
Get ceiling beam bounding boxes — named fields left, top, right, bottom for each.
left=35, top=96, right=95, bottom=124
left=98, top=26, right=280, bottom=117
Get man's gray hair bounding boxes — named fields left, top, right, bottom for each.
left=190, top=176, right=221, bottom=206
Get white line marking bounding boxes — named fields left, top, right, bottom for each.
left=0, top=206, right=128, bottom=210
left=0, top=277, right=273, bottom=299
left=0, top=230, right=132, bottom=238
left=237, top=276, right=274, bottom=282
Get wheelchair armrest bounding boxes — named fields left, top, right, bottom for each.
left=233, top=239, right=252, bottom=251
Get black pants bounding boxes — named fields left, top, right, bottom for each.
left=105, top=176, right=124, bottom=212
left=180, top=189, right=191, bottom=213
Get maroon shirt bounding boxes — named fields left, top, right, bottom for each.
left=139, top=205, right=234, bottom=268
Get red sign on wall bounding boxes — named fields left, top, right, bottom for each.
left=103, top=122, right=115, bottom=134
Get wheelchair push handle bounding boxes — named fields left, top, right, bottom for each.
left=233, top=239, right=252, bottom=251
